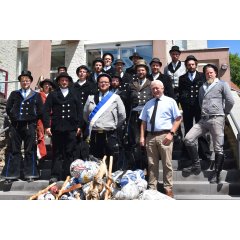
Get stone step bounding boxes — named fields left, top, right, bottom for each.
left=0, top=191, right=36, bottom=200
left=157, top=181, right=240, bottom=195
left=174, top=194, right=240, bottom=200
left=158, top=169, right=240, bottom=183
left=159, top=158, right=236, bottom=171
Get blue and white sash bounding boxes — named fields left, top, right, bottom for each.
left=87, top=92, right=118, bottom=139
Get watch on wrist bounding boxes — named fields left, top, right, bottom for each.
left=170, top=131, right=174, bottom=136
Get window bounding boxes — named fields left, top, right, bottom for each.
left=50, top=48, right=65, bottom=79
left=86, top=41, right=152, bottom=70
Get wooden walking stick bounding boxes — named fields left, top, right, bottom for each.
left=56, top=176, right=70, bottom=200
left=29, top=182, right=56, bottom=200
left=104, top=156, right=113, bottom=200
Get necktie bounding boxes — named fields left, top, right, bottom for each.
left=190, top=72, right=194, bottom=81
left=24, top=90, right=27, bottom=99
left=150, top=98, right=159, bottom=133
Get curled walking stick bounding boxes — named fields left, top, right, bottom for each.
left=104, top=156, right=113, bottom=200
left=29, top=182, right=56, bottom=200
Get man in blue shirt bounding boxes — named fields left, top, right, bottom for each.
left=139, top=80, right=182, bottom=198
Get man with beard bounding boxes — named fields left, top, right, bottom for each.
left=126, top=52, right=143, bottom=79
left=128, top=59, right=153, bottom=170
left=183, top=64, right=234, bottom=183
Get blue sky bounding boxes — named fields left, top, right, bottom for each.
left=208, top=40, right=240, bottom=55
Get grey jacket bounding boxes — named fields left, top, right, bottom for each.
left=83, top=93, right=126, bottom=130
left=199, top=78, right=235, bottom=115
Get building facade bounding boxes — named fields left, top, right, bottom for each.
left=0, top=40, right=231, bottom=98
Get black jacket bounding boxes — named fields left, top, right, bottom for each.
left=73, top=80, right=98, bottom=108
left=178, top=71, right=205, bottom=106
left=103, top=66, right=115, bottom=77
left=149, top=73, right=175, bottom=99
left=6, top=89, right=43, bottom=122
left=43, top=87, right=83, bottom=131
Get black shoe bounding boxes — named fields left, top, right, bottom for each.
left=192, top=166, right=201, bottom=175
left=26, top=178, right=34, bottom=183
left=182, top=166, right=192, bottom=174
left=4, top=179, right=13, bottom=184
left=49, top=177, right=58, bottom=184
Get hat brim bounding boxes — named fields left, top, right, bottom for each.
left=18, top=75, right=33, bottom=82
left=150, top=61, right=162, bottom=67
left=56, top=75, right=73, bottom=83
left=169, top=50, right=181, bottom=54
left=135, top=64, right=149, bottom=72
left=39, top=80, right=55, bottom=88
left=129, top=56, right=143, bottom=61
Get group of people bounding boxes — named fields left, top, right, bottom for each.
left=1, top=46, right=235, bottom=198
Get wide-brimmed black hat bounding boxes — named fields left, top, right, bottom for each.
left=113, top=59, right=125, bottom=65
left=92, top=58, right=104, bottom=66
left=169, top=45, right=181, bottom=54
left=112, top=72, right=122, bottom=81
left=39, top=78, right=55, bottom=88
left=56, top=72, right=73, bottom=83
left=203, top=64, right=218, bottom=77
left=185, top=55, right=198, bottom=64
left=135, top=59, right=149, bottom=72
left=97, top=73, right=112, bottom=83
left=76, top=65, right=90, bottom=75
left=150, top=58, right=162, bottom=67
left=129, top=52, right=143, bottom=61
left=102, top=53, right=114, bottom=62
left=57, top=66, right=67, bottom=72
left=18, top=70, right=33, bottom=82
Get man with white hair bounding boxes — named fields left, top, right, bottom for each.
left=139, top=80, right=182, bottom=198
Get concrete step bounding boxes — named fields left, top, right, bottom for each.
left=0, top=191, right=36, bottom=200
left=159, top=158, right=236, bottom=171
left=174, top=194, right=240, bottom=200
left=158, top=169, right=240, bottom=183
left=157, top=181, right=240, bottom=195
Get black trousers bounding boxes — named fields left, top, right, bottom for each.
left=182, top=103, right=211, bottom=160
left=51, top=130, right=77, bottom=180
left=1, top=122, right=39, bottom=179
left=90, top=130, right=119, bottom=172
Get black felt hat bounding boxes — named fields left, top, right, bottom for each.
left=18, top=70, right=33, bottom=82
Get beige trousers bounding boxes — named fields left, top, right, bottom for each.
left=146, top=133, right=173, bottom=191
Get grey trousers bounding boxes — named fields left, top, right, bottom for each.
left=184, top=116, right=225, bottom=155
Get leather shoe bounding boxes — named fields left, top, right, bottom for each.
left=27, top=178, right=35, bottom=183
left=165, top=189, right=174, bottom=198
left=4, top=179, right=13, bottom=184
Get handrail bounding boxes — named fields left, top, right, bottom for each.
left=0, top=127, right=9, bottom=136
left=230, top=111, right=240, bottom=134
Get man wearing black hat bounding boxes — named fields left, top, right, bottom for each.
left=43, top=72, right=84, bottom=183
left=164, top=46, right=186, bottom=101
left=83, top=73, right=126, bottom=171
left=149, top=57, right=175, bottom=99
left=88, top=58, right=104, bottom=84
left=102, top=53, right=116, bottom=77
left=114, top=58, right=132, bottom=84
left=164, top=45, right=186, bottom=142
left=183, top=64, right=234, bottom=183
left=126, top=52, right=143, bottom=78
left=1, top=70, right=43, bottom=183
left=179, top=55, right=211, bottom=165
